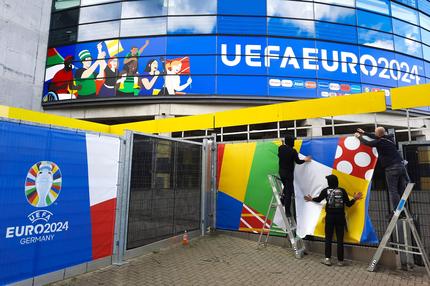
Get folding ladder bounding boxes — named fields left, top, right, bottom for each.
left=257, top=174, right=305, bottom=259
left=367, top=183, right=430, bottom=278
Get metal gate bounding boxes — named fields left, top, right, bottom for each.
left=113, top=132, right=214, bottom=263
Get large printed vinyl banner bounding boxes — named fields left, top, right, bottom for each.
left=0, top=121, right=120, bottom=285
left=216, top=137, right=378, bottom=244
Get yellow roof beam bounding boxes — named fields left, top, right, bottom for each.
left=0, top=105, right=110, bottom=133
left=110, top=113, right=215, bottom=135
left=391, top=83, right=430, bottom=110
left=214, top=91, right=387, bottom=128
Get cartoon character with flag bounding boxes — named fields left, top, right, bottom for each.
left=160, top=57, right=192, bottom=95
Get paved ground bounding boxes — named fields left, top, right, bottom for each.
left=51, top=234, right=429, bottom=286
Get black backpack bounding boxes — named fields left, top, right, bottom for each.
left=327, top=188, right=344, bottom=209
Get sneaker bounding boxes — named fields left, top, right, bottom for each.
left=321, top=258, right=332, bottom=266
left=337, top=261, right=345, bottom=267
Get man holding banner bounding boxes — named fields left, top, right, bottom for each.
left=278, top=135, right=311, bottom=217
left=355, top=127, right=410, bottom=214
left=305, top=174, right=362, bottom=266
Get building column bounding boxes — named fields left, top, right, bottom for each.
left=304, top=118, right=325, bottom=137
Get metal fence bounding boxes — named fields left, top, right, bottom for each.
left=126, top=134, right=203, bottom=250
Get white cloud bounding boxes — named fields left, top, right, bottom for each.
left=166, top=0, right=216, bottom=33
left=168, top=16, right=216, bottom=34
left=363, top=40, right=394, bottom=50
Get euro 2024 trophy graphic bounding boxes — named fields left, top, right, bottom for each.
left=25, top=161, right=62, bottom=208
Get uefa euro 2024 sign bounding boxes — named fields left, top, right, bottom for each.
left=221, top=43, right=421, bottom=85
left=5, top=161, right=69, bottom=245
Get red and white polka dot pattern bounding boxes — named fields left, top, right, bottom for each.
left=333, top=136, right=378, bottom=181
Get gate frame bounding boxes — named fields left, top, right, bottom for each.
left=113, top=131, right=213, bottom=263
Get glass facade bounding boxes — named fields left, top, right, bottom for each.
left=44, top=0, right=430, bottom=105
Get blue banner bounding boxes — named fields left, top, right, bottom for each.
left=0, top=121, right=92, bottom=285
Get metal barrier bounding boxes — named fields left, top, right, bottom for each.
left=113, top=131, right=214, bottom=264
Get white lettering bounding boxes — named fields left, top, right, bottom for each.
left=245, top=45, right=262, bottom=67
left=341, top=52, right=358, bottom=74
left=221, top=44, right=241, bottom=67
left=321, top=50, right=339, bottom=72
left=303, top=48, right=319, bottom=70
left=6, top=227, right=14, bottom=238
left=25, top=224, right=34, bottom=236
left=265, top=46, right=280, bottom=67
left=360, top=54, right=378, bottom=76
left=280, top=47, right=300, bottom=69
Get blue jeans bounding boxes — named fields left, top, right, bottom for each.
left=385, top=163, right=410, bottom=210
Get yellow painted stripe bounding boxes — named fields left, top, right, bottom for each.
left=1, top=105, right=110, bottom=133
left=218, top=142, right=256, bottom=203
left=110, top=113, right=214, bottom=135
left=0, top=105, right=9, bottom=117
left=241, top=213, right=263, bottom=217
left=391, top=83, right=430, bottom=109
left=215, top=92, right=386, bottom=127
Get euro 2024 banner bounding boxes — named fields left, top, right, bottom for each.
left=216, top=137, right=378, bottom=244
left=0, top=121, right=120, bottom=285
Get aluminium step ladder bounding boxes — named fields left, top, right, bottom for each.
left=257, top=174, right=305, bottom=259
left=367, top=183, right=430, bottom=278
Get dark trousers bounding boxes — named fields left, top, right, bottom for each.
left=385, top=163, right=410, bottom=210
left=279, top=169, right=294, bottom=216
left=325, top=214, right=345, bottom=261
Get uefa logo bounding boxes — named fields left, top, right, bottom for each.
left=25, top=161, right=62, bottom=207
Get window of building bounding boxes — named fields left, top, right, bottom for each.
left=268, top=18, right=315, bottom=38
left=316, top=0, right=355, bottom=7
left=395, top=0, right=417, bottom=8
left=79, top=2, right=121, bottom=24
left=121, top=0, right=167, bottom=18
left=80, top=0, right=118, bottom=6
left=418, top=0, right=430, bottom=15
left=50, top=8, right=79, bottom=30
left=218, top=16, right=266, bottom=35
left=314, top=3, right=356, bottom=24
left=394, top=35, right=423, bottom=57
left=421, top=28, right=430, bottom=45
left=356, top=0, right=390, bottom=15
left=48, top=26, right=78, bottom=46
left=267, top=0, right=313, bottom=19
left=391, top=2, right=419, bottom=24
left=358, top=28, right=394, bottom=50
left=78, top=21, right=120, bottom=41
left=54, top=0, right=80, bottom=11
left=393, top=19, right=421, bottom=40
left=315, top=22, right=357, bottom=43
left=120, top=17, right=166, bottom=37
left=357, top=10, right=392, bottom=32
left=218, top=0, right=266, bottom=16
left=167, top=0, right=216, bottom=15
left=420, top=12, right=430, bottom=30
left=423, top=44, right=430, bottom=60
left=168, top=16, right=216, bottom=34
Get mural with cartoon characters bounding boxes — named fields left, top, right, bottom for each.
left=43, top=37, right=195, bottom=102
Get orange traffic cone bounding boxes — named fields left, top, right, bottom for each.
left=182, top=230, right=189, bottom=246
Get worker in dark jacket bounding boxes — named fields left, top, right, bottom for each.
left=305, top=174, right=362, bottom=266
left=354, top=127, right=409, bottom=211
left=278, top=135, right=311, bottom=217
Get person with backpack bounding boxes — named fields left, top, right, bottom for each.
left=304, top=174, right=362, bottom=266
left=278, top=134, right=311, bottom=217
left=354, top=127, right=409, bottom=213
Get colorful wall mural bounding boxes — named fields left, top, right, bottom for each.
left=216, top=137, right=379, bottom=244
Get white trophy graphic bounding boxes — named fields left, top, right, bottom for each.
left=25, top=161, right=62, bottom=207
left=35, top=162, right=54, bottom=207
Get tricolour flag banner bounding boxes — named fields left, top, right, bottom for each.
left=216, top=137, right=378, bottom=244
left=0, top=121, right=120, bottom=285
left=104, top=39, right=124, bottom=57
